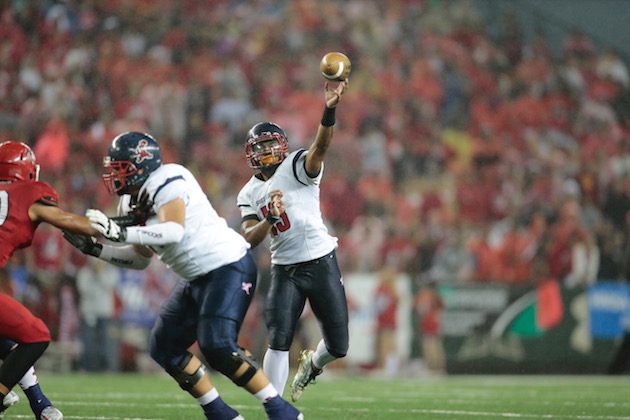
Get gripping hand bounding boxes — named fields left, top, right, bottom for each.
left=87, top=209, right=127, bottom=242
left=112, top=191, right=155, bottom=227
left=62, top=231, right=102, bottom=257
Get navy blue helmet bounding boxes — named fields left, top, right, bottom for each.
left=103, top=131, right=162, bottom=195
left=245, top=122, right=289, bottom=170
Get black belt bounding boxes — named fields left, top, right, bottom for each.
left=275, top=250, right=335, bottom=270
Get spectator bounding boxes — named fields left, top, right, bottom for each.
left=76, top=258, right=120, bottom=372
left=595, top=221, right=625, bottom=281
left=563, top=28, right=594, bottom=60
left=429, top=224, right=474, bottom=283
left=597, top=47, right=629, bottom=88
left=414, top=278, right=446, bottom=374
left=546, top=198, right=597, bottom=287
left=467, top=222, right=501, bottom=283
left=373, top=268, right=399, bottom=376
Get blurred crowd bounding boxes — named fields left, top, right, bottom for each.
left=1, top=0, right=630, bottom=368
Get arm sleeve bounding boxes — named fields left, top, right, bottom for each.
left=120, top=169, right=187, bottom=246
left=124, top=221, right=185, bottom=246
left=99, top=244, right=152, bottom=269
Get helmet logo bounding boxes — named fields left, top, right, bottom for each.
left=131, top=139, right=153, bottom=164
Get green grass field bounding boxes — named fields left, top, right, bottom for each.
left=3, top=373, right=630, bottom=420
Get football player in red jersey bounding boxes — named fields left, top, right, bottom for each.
left=0, top=140, right=99, bottom=419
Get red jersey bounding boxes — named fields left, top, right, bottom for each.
left=0, top=180, right=59, bottom=267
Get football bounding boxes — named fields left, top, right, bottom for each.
left=320, top=52, right=351, bottom=81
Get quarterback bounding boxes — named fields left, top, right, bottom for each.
left=237, top=79, right=350, bottom=402
left=64, top=132, right=303, bottom=420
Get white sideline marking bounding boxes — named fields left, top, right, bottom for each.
left=9, top=417, right=165, bottom=420
left=9, top=406, right=630, bottom=420
left=417, top=410, right=630, bottom=420
left=401, top=409, right=630, bottom=419
left=321, top=407, right=630, bottom=419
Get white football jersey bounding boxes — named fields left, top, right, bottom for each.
left=237, top=149, right=337, bottom=265
left=119, top=163, right=250, bottom=281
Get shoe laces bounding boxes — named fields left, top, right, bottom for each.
left=305, top=366, right=322, bottom=386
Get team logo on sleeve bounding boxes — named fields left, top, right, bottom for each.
left=131, top=140, right=154, bottom=164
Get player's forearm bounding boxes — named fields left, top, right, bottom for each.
left=124, top=222, right=185, bottom=246
left=241, top=220, right=273, bottom=248
left=98, top=244, right=151, bottom=269
left=312, top=125, right=334, bottom=154
left=32, top=205, right=99, bottom=236
left=306, top=107, right=336, bottom=174
left=311, top=104, right=337, bottom=152
left=56, top=215, right=99, bottom=236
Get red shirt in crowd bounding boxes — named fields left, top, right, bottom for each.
left=374, top=279, right=399, bottom=331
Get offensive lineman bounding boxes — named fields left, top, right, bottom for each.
left=237, top=79, right=350, bottom=402
left=0, top=140, right=99, bottom=419
left=63, top=132, right=303, bottom=420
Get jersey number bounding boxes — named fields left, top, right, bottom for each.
left=261, top=204, right=290, bottom=235
left=0, top=191, right=8, bottom=226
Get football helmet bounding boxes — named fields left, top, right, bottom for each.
left=245, top=122, right=289, bottom=170
left=103, top=131, right=162, bottom=195
left=0, top=141, right=39, bottom=182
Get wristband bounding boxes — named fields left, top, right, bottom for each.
left=321, top=106, right=336, bottom=127
left=266, top=211, right=281, bottom=225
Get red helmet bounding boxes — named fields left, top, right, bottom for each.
left=0, top=141, right=39, bottom=182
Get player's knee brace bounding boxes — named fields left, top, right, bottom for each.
left=164, top=352, right=207, bottom=391
left=197, top=317, right=260, bottom=386
left=211, top=348, right=260, bottom=387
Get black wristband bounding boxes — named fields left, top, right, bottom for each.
left=321, top=106, right=336, bottom=127
left=266, top=212, right=281, bottom=224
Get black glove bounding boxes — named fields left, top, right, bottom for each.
left=113, top=191, right=155, bottom=227
left=62, top=231, right=102, bottom=257
left=111, top=213, right=141, bottom=227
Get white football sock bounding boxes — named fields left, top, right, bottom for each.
left=255, top=383, right=279, bottom=403
left=312, top=339, right=336, bottom=370
left=19, top=366, right=38, bottom=390
left=196, top=387, right=219, bottom=406
left=263, top=348, right=289, bottom=396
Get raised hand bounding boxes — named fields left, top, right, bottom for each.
left=325, top=79, right=349, bottom=108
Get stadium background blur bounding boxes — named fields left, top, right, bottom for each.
left=1, top=0, right=630, bottom=376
